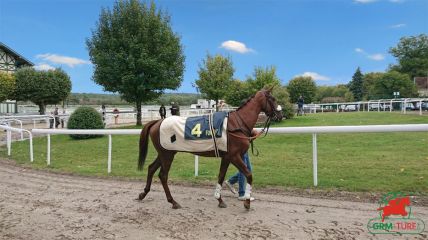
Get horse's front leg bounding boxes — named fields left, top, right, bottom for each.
left=231, top=156, right=253, bottom=210
left=214, top=157, right=230, bottom=208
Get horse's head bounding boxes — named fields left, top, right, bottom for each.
left=258, top=87, right=283, bottom=121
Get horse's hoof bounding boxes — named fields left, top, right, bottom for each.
left=218, top=201, right=227, bottom=208
left=172, top=203, right=182, bottom=209
left=244, top=199, right=251, bottom=210
left=138, top=192, right=147, bottom=200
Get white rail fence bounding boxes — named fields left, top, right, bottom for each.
left=25, top=124, right=428, bottom=186
left=0, top=124, right=33, bottom=162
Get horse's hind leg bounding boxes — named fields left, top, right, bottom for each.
left=158, top=153, right=181, bottom=209
left=138, top=157, right=161, bottom=200
left=214, top=157, right=230, bottom=208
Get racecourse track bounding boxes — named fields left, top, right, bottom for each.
left=0, top=159, right=426, bottom=240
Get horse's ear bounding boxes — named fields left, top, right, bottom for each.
left=266, top=85, right=274, bottom=93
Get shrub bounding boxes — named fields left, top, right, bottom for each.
left=273, top=86, right=294, bottom=120
left=67, top=106, right=104, bottom=139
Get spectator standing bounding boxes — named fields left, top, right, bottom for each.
left=101, top=105, right=107, bottom=126
left=113, top=108, right=120, bottom=124
left=297, top=95, right=305, bottom=116
left=159, top=104, right=166, bottom=119
left=170, top=102, right=180, bottom=116
left=54, top=107, right=60, bottom=128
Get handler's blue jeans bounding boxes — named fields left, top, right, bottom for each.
left=228, top=152, right=252, bottom=197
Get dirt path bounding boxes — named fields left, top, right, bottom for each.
left=0, top=160, right=426, bottom=240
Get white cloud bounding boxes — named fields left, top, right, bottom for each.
left=368, top=54, right=385, bottom=61
left=389, top=23, right=406, bottom=28
left=297, top=72, right=331, bottom=81
left=34, top=63, right=55, bottom=71
left=220, top=40, right=254, bottom=54
left=36, top=53, right=91, bottom=67
left=355, top=48, right=365, bottom=53
left=355, top=47, right=385, bottom=61
left=389, top=0, right=405, bottom=3
left=354, top=0, right=377, bottom=3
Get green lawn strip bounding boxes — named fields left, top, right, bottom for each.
left=0, top=112, right=427, bottom=193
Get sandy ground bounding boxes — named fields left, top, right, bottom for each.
left=0, top=160, right=427, bottom=240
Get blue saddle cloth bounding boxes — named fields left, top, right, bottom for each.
left=184, top=112, right=228, bottom=140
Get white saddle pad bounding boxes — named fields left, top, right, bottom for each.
left=159, top=116, right=228, bottom=152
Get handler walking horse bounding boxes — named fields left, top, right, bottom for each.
left=137, top=88, right=283, bottom=209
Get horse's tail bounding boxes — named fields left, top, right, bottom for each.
left=138, top=120, right=159, bottom=171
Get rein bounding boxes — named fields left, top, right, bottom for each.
left=228, top=115, right=273, bottom=156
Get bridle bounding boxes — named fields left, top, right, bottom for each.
left=228, top=91, right=283, bottom=155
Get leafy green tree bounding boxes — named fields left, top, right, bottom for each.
left=389, top=34, right=428, bottom=79
left=363, top=72, right=384, bottom=100
left=246, top=66, right=281, bottom=94
left=287, top=76, right=317, bottom=103
left=348, top=67, right=364, bottom=101
left=15, top=67, right=72, bottom=115
left=369, top=71, right=418, bottom=99
left=315, top=85, right=354, bottom=103
left=224, top=79, right=251, bottom=107
left=0, top=72, right=15, bottom=102
left=272, top=86, right=294, bottom=119
left=195, top=54, right=234, bottom=111
left=87, top=0, right=185, bottom=125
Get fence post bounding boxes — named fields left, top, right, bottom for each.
left=108, top=134, right=112, bottom=173
left=194, top=155, right=199, bottom=176
left=47, top=134, right=51, bottom=165
left=7, top=129, right=11, bottom=156
left=312, top=133, right=318, bottom=187
left=29, top=133, right=33, bottom=162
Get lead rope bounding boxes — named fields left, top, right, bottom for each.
left=208, top=113, right=220, bottom=158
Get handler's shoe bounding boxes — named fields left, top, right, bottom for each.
left=238, top=196, right=255, bottom=201
left=225, top=180, right=237, bottom=194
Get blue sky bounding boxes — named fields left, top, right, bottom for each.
left=1, top=0, right=427, bottom=94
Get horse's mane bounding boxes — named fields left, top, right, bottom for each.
left=236, top=94, right=256, bottom=111
left=236, top=90, right=268, bottom=111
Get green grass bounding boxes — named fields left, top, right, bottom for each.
left=1, top=112, right=427, bottom=193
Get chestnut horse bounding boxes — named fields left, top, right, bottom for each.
left=137, top=88, right=283, bottom=209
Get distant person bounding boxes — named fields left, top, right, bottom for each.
left=170, top=102, right=179, bottom=116
left=48, top=107, right=60, bottom=128
left=159, top=104, right=166, bottom=119
left=113, top=108, right=120, bottom=124
left=101, top=104, right=107, bottom=126
left=297, top=95, right=305, bottom=116
left=60, top=108, right=66, bottom=128
left=218, top=100, right=225, bottom=111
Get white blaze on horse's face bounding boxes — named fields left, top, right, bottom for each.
left=276, top=105, right=282, bottom=111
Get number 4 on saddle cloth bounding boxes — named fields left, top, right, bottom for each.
left=185, top=111, right=227, bottom=140
left=159, top=112, right=229, bottom=153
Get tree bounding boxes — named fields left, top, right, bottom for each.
left=348, top=67, right=364, bottom=101
left=224, top=79, right=251, bottom=107
left=287, top=76, right=317, bottom=103
left=0, top=72, right=15, bottom=102
left=15, top=67, right=72, bottom=114
left=315, top=85, right=354, bottom=103
left=389, top=34, right=428, bottom=79
left=246, top=66, right=281, bottom=94
left=272, top=86, right=294, bottom=119
left=369, top=71, right=418, bottom=99
left=363, top=72, right=384, bottom=100
left=87, top=0, right=185, bottom=125
left=195, top=54, right=234, bottom=111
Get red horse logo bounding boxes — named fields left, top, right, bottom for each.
left=377, top=196, right=411, bottom=222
